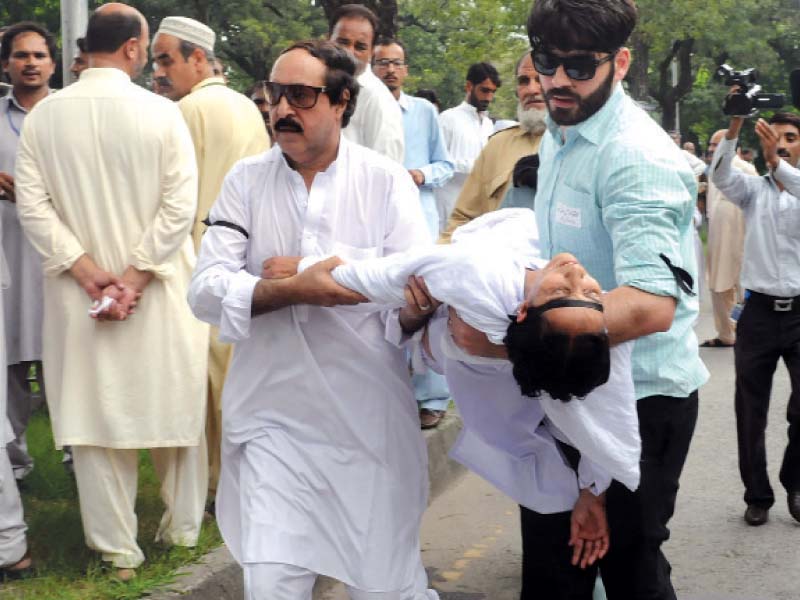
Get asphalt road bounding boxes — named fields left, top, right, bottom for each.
left=321, top=296, right=799, bottom=599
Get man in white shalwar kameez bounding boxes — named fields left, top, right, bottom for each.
left=328, top=4, right=405, bottom=163
left=188, top=39, right=437, bottom=599
left=14, top=4, right=208, bottom=579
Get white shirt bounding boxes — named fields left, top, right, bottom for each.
left=188, top=137, right=432, bottom=590
left=342, top=69, right=404, bottom=163
left=0, top=92, right=45, bottom=365
left=711, top=137, right=800, bottom=297
left=435, top=101, right=494, bottom=229
left=423, top=315, right=639, bottom=512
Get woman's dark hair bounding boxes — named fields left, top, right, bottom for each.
left=504, top=311, right=610, bottom=402
left=85, top=10, right=142, bottom=54
left=466, top=62, right=501, bottom=87
left=328, top=4, right=380, bottom=46
left=769, top=112, right=800, bottom=136
left=527, top=0, right=638, bottom=53
left=0, top=21, right=57, bottom=63
left=281, top=40, right=360, bottom=128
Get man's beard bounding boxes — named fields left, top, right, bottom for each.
left=516, top=103, right=547, bottom=135
left=545, top=64, right=616, bottom=126
left=468, top=88, right=490, bottom=112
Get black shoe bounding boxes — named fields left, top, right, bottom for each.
left=744, top=504, right=769, bottom=526
left=788, top=491, right=800, bottom=523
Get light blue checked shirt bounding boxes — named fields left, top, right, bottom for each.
left=535, top=83, right=708, bottom=400
left=398, top=93, right=453, bottom=238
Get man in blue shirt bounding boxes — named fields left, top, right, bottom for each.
left=525, top=1, right=708, bottom=598
left=373, top=38, right=455, bottom=429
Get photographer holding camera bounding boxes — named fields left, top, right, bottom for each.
left=711, top=100, right=800, bottom=527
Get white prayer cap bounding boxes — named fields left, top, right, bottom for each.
left=156, top=16, right=215, bottom=53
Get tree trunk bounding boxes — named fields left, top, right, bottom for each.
left=318, top=0, right=398, bottom=38
left=627, top=30, right=650, bottom=102
left=652, top=38, right=695, bottom=130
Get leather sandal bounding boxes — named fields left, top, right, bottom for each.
left=0, top=552, right=33, bottom=581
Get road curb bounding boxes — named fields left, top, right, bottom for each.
left=144, top=411, right=465, bottom=600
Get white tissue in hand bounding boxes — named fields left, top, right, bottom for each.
left=88, top=295, right=115, bottom=316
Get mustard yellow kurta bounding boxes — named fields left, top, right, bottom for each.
left=178, top=76, right=269, bottom=493
left=439, top=125, right=542, bottom=243
left=14, top=68, right=208, bottom=449
left=179, top=77, right=270, bottom=249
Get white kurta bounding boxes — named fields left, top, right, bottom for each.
left=0, top=93, right=44, bottom=365
left=318, top=208, right=545, bottom=343
left=14, top=68, right=208, bottom=449
left=343, top=69, right=404, bottom=163
left=434, top=101, right=494, bottom=229
left=188, top=137, right=432, bottom=590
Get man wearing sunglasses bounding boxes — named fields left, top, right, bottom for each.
left=524, top=1, right=708, bottom=598
left=188, top=39, right=438, bottom=599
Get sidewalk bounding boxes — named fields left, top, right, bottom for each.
left=144, top=411, right=465, bottom=600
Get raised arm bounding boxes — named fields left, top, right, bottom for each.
left=710, top=117, right=762, bottom=209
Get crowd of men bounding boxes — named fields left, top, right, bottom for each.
left=0, top=0, right=799, bottom=598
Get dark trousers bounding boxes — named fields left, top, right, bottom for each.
left=519, top=392, right=698, bottom=600
left=600, top=392, right=698, bottom=600
left=519, top=506, right=597, bottom=600
left=734, top=298, right=800, bottom=509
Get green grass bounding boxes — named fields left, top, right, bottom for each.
left=3, top=409, right=223, bottom=600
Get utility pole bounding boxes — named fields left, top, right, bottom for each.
left=61, top=0, right=89, bottom=86
left=672, top=57, right=680, bottom=133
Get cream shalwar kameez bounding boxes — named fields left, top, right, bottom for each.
left=178, top=76, right=270, bottom=496
left=188, top=138, right=437, bottom=598
left=706, top=156, right=758, bottom=343
left=14, top=68, right=209, bottom=568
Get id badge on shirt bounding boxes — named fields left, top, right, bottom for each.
left=555, top=202, right=582, bottom=228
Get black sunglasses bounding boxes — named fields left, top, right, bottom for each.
left=531, top=48, right=617, bottom=81
left=264, top=82, right=328, bottom=109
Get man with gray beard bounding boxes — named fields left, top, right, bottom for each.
left=440, top=51, right=547, bottom=242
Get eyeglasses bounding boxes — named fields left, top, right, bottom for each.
left=263, top=81, right=328, bottom=109
left=531, top=48, right=617, bottom=81
left=373, top=58, right=406, bottom=69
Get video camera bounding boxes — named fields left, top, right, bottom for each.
left=716, top=64, right=784, bottom=117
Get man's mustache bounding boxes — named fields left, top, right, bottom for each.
left=777, top=148, right=791, bottom=158
left=274, top=118, right=303, bottom=133
left=545, top=88, right=581, bottom=102
left=153, top=76, right=172, bottom=88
